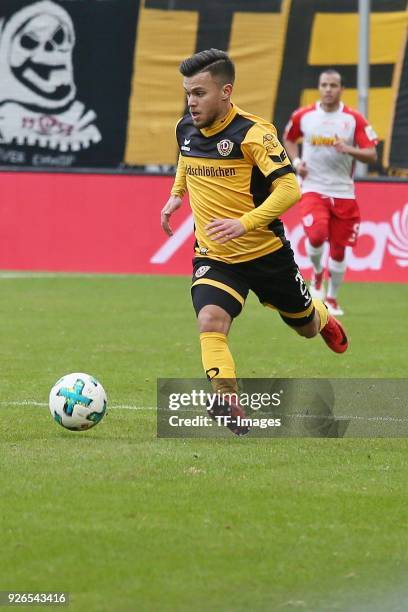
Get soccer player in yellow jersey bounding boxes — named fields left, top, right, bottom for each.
left=161, top=49, right=348, bottom=435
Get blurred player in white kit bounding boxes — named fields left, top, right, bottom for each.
left=283, top=70, right=378, bottom=315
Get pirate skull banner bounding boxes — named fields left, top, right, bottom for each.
left=0, top=0, right=140, bottom=168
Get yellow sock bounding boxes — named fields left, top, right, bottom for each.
left=313, top=299, right=329, bottom=331
left=199, top=332, right=238, bottom=394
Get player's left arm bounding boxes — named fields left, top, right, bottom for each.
left=239, top=172, right=300, bottom=232
left=333, top=138, right=377, bottom=163
left=206, top=126, right=301, bottom=243
left=334, top=113, right=378, bottom=164
left=206, top=173, right=300, bottom=243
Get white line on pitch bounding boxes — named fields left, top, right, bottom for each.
left=1, top=402, right=407, bottom=423
left=0, top=401, right=156, bottom=410
left=0, top=272, right=135, bottom=279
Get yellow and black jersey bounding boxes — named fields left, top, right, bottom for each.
left=171, top=103, right=300, bottom=264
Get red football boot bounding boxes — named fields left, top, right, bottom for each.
left=320, top=314, right=348, bottom=353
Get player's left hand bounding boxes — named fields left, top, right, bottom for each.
left=333, top=134, right=352, bottom=154
left=205, top=218, right=246, bottom=243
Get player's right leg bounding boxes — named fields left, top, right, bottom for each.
left=191, top=258, right=250, bottom=435
left=249, top=245, right=348, bottom=354
left=300, top=193, right=330, bottom=299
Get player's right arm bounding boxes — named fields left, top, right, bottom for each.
left=161, top=155, right=186, bottom=236
left=283, top=110, right=308, bottom=178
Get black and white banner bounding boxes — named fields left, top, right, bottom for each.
left=0, top=0, right=140, bottom=168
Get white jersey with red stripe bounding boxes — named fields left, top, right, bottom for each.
left=284, top=102, right=378, bottom=198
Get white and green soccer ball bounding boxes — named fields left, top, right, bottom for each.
left=49, top=373, right=107, bottom=431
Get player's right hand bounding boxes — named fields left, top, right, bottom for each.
left=161, top=195, right=183, bottom=236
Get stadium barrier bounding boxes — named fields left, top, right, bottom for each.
left=0, top=173, right=406, bottom=282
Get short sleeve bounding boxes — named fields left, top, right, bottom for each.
left=241, top=123, right=294, bottom=179
left=283, top=109, right=303, bottom=142
left=171, top=154, right=187, bottom=197
left=353, top=111, right=378, bottom=148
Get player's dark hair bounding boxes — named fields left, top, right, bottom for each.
left=319, top=69, right=344, bottom=87
left=179, top=49, right=235, bottom=84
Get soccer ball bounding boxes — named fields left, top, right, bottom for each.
left=49, top=372, right=107, bottom=431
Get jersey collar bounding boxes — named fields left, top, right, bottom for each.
left=317, top=101, right=344, bottom=113
left=200, top=103, right=237, bottom=137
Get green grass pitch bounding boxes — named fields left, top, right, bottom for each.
left=0, top=274, right=407, bottom=611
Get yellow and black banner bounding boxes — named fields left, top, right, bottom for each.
left=0, top=0, right=407, bottom=173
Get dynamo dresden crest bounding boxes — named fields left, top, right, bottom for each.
left=217, top=138, right=234, bottom=157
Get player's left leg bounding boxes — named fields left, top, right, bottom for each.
left=281, top=292, right=348, bottom=354
left=326, top=243, right=347, bottom=316
left=326, top=198, right=361, bottom=316
left=249, top=245, right=348, bottom=353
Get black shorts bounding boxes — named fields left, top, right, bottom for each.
left=191, top=244, right=314, bottom=327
